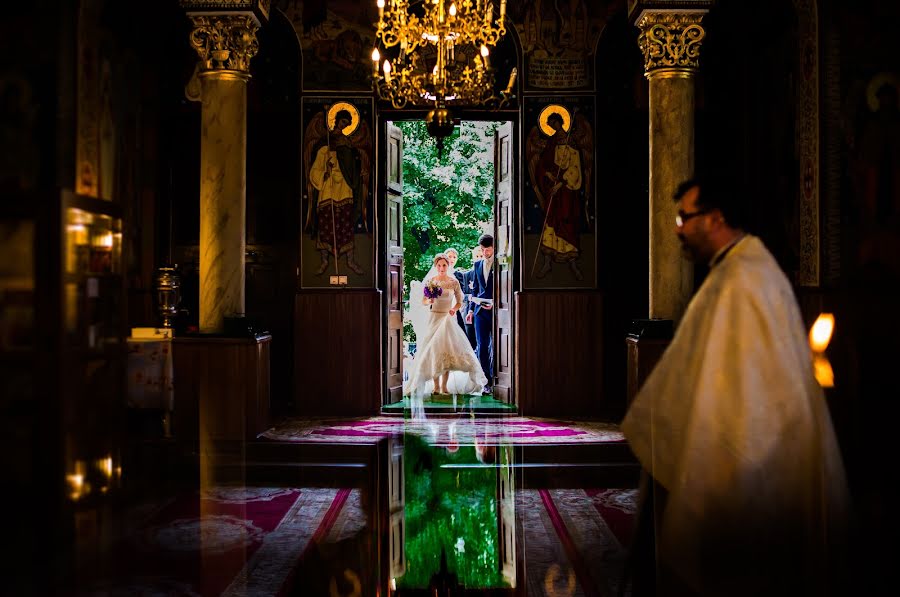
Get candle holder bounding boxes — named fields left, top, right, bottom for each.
left=155, top=266, right=181, bottom=329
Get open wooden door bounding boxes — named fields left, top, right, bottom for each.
left=494, top=121, right=514, bottom=403
left=385, top=123, right=404, bottom=404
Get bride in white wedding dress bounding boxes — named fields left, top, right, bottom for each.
left=404, top=253, right=487, bottom=399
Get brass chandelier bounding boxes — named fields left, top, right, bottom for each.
left=371, top=0, right=517, bottom=152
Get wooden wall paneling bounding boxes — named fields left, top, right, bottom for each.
left=294, top=290, right=382, bottom=416
left=515, top=291, right=605, bottom=418
left=172, top=335, right=271, bottom=442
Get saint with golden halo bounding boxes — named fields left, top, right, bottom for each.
left=526, top=103, right=594, bottom=281
left=303, top=102, right=371, bottom=276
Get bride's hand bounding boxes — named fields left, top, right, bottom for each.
left=449, top=308, right=456, bottom=316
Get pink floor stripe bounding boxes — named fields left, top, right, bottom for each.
left=277, top=488, right=352, bottom=597
left=539, top=489, right=601, bottom=597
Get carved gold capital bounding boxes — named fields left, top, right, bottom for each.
left=188, top=14, right=259, bottom=73
left=636, top=11, right=707, bottom=78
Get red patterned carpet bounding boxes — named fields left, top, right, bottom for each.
left=293, top=488, right=636, bottom=597
left=80, top=486, right=635, bottom=595
left=82, top=487, right=348, bottom=596
left=260, top=415, right=624, bottom=445
left=519, top=488, right=637, bottom=597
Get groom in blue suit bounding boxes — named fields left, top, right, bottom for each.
left=466, top=234, right=494, bottom=393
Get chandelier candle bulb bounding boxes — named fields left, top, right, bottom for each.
left=481, top=44, right=489, bottom=68
left=372, top=48, right=380, bottom=75
left=504, top=67, right=517, bottom=93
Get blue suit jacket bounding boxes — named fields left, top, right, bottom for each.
left=472, top=259, right=493, bottom=316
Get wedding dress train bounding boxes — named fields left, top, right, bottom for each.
left=404, top=276, right=487, bottom=399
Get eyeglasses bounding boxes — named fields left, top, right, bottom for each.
left=675, top=209, right=710, bottom=227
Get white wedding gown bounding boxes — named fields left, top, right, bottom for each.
left=404, top=276, right=487, bottom=399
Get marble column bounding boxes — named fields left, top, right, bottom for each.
left=633, top=5, right=711, bottom=322
left=183, top=12, right=261, bottom=333
left=198, top=70, right=248, bottom=333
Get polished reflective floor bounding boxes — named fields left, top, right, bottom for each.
left=65, top=410, right=639, bottom=596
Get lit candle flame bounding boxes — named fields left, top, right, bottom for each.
left=813, top=355, right=835, bottom=388
left=809, top=313, right=834, bottom=353
left=809, top=313, right=836, bottom=388
left=97, top=232, right=114, bottom=248
left=372, top=48, right=380, bottom=76
left=450, top=3, right=457, bottom=17
left=100, top=456, right=113, bottom=479
left=67, top=471, right=85, bottom=500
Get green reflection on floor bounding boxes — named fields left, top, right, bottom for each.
left=383, top=394, right=516, bottom=413
left=397, top=433, right=510, bottom=590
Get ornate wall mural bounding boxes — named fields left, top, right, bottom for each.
left=837, top=0, right=900, bottom=281
left=280, top=0, right=379, bottom=92
left=509, top=0, right=623, bottom=92
left=522, top=97, right=596, bottom=289
left=300, top=97, right=374, bottom=288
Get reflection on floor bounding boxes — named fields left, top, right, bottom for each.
left=75, top=413, right=639, bottom=595
left=520, top=489, right=636, bottom=597
left=81, top=487, right=338, bottom=595
left=382, top=394, right=518, bottom=414
left=260, top=415, right=624, bottom=445
left=83, top=485, right=635, bottom=595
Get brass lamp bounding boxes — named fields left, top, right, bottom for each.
left=425, top=102, right=456, bottom=156
left=155, top=266, right=181, bottom=329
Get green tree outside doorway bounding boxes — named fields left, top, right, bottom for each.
left=399, top=120, right=498, bottom=342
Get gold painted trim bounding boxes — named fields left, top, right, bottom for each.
left=180, top=0, right=270, bottom=21
left=793, top=0, right=819, bottom=287
left=646, top=68, right=695, bottom=80
left=198, top=69, right=250, bottom=82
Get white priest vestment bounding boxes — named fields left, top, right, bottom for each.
left=621, top=235, right=848, bottom=596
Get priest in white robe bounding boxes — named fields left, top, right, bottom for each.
left=622, top=178, right=849, bottom=596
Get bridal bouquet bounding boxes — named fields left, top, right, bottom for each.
left=423, top=280, right=443, bottom=300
